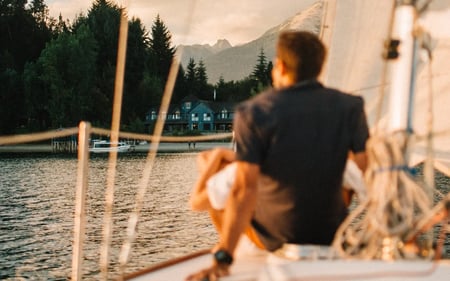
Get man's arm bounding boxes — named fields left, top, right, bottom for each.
left=219, top=161, right=260, bottom=253
left=186, top=161, right=259, bottom=280
left=189, top=148, right=236, bottom=211
left=352, top=151, right=367, bottom=172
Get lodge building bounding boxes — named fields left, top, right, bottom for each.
left=145, top=95, right=236, bottom=133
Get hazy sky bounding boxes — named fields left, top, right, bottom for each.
left=46, top=0, right=318, bottom=46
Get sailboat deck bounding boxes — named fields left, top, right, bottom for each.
left=126, top=251, right=450, bottom=281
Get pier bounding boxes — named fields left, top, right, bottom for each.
left=52, top=136, right=78, bottom=153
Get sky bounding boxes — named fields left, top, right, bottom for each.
left=45, top=0, right=318, bottom=46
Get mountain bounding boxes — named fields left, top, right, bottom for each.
left=178, top=39, right=232, bottom=67
left=178, top=2, right=324, bottom=83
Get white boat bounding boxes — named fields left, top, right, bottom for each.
left=89, top=140, right=131, bottom=153
left=118, top=0, right=450, bottom=280
left=124, top=246, right=450, bottom=281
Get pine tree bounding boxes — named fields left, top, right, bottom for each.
left=122, top=17, right=152, bottom=125
left=251, top=48, right=270, bottom=86
left=250, top=48, right=272, bottom=95
left=149, top=14, right=175, bottom=85
left=185, top=58, right=197, bottom=97
left=0, top=0, right=53, bottom=133
left=196, top=59, right=210, bottom=99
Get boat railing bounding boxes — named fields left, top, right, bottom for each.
left=0, top=123, right=232, bottom=281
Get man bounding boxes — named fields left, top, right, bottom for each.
left=187, top=30, right=369, bottom=280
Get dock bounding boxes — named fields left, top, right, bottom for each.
left=0, top=142, right=232, bottom=154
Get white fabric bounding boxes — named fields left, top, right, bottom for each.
left=206, top=162, right=237, bottom=210
left=343, top=159, right=366, bottom=201
left=207, top=160, right=366, bottom=210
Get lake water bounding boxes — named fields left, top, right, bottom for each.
left=0, top=152, right=216, bottom=280
left=1, top=152, right=449, bottom=280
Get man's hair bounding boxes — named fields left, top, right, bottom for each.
left=276, top=30, right=326, bottom=81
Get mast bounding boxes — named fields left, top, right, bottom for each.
left=318, top=0, right=337, bottom=84
left=385, top=0, right=418, bottom=134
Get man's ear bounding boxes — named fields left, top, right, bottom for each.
left=275, top=58, right=286, bottom=74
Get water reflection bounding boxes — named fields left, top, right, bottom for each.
left=0, top=153, right=216, bottom=280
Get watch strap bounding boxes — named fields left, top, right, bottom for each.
left=213, top=249, right=233, bottom=265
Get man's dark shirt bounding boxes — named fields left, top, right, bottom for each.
left=233, top=80, right=369, bottom=251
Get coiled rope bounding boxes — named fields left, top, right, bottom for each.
left=333, top=1, right=450, bottom=261
left=333, top=132, right=436, bottom=259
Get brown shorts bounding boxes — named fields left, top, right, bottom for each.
left=245, top=226, right=266, bottom=250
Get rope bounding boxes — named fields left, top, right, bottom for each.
left=100, top=4, right=129, bottom=280
left=0, top=127, right=79, bottom=145
left=332, top=1, right=450, bottom=260
left=373, top=0, right=397, bottom=134
left=117, top=0, right=199, bottom=277
left=332, top=131, right=445, bottom=259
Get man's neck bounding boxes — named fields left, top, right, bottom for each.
left=274, top=76, right=296, bottom=89
left=275, top=77, right=318, bottom=90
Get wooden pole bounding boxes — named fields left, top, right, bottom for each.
left=71, top=121, right=91, bottom=281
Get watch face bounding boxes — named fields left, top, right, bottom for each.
left=214, top=249, right=233, bottom=265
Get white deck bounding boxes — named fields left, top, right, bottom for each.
left=127, top=253, right=450, bottom=281
left=126, top=237, right=450, bottom=281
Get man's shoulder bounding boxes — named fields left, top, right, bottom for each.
left=321, top=86, right=364, bottom=105
left=237, top=88, right=277, bottom=111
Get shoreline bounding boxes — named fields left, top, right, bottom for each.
left=0, top=142, right=232, bottom=154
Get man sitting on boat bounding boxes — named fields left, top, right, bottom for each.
left=187, top=30, right=369, bottom=281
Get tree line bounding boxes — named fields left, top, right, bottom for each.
left=0, top=0, right=272, bottom=134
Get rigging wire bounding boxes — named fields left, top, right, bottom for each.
left=116, top=0, right=199, bottom=277
left=333, top=0, right=449, bottom=260
left=100, top=2, right=129, bottom=280
left=373, top=0, right=398, bottom=135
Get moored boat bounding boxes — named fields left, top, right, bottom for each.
left=89, top=140, right=132, bottom=153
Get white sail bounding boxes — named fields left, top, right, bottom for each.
left=123, top=1, right=450, bottom=279
left=322, top=0, right=450, bottom=173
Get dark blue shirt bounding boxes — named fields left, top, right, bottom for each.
left=233, top=81, right=369, bottom=250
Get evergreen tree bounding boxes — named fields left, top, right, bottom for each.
left=149, top=15, right=175, bottom=85
left=250, top=48, right=272, bottom=96
left=48, top=14, right=70, bottom=36
left=266, top=60, right=273, bottom=86
left=251, top=48, right=271, bottom=86
left=185, top=58, right=197, bottom=97
left=0, top=0, right=53, bottom=133
left=196, top=59, right=211, bottom=100
left=185, top=58, right=197, bottom=85
left=29, top=0, right=48, bottom=24
left=215, top=77, right=231, bottom=102
left=24, top=24, right=98, bottom=128
left=122, top=17, right=151, bottom=125
left=172, top=64, right=186, bottom=104
left=85, top=0, right=121, bottom=126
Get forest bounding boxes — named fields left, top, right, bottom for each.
left=0, top=0, right=273, bottom=134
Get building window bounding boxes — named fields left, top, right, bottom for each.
left=175, top=110, right=180, bottom=119
left=203, top=113, right=211, bottom=121
left=221, top=109, right=228, bottom=119
left=191, top=113, right=198, bottom=121
left=151, top=111, right=157, bottom=120
left=185, top=102, right=191, bottom=110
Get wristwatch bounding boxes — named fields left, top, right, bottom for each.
left=213, top=249, right=233, bottom=265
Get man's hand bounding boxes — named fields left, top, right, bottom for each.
left=185, top=263, right=230, bottom=281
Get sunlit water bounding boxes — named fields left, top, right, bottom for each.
left=1, top=153, right=449, bottom=280
left=0, top=152, right=216, bottom=280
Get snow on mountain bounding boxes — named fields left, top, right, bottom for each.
left=178, top=1, right=323, bottom=83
